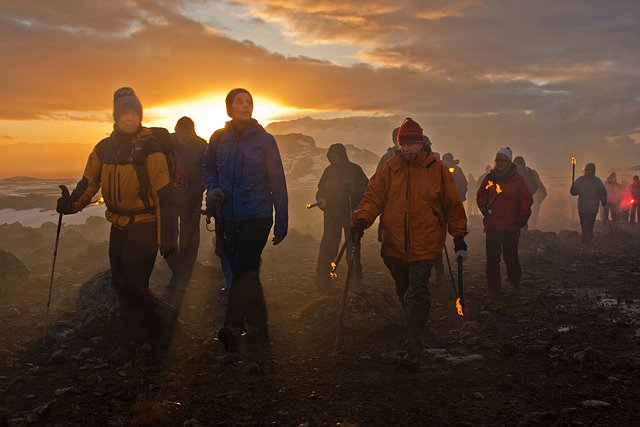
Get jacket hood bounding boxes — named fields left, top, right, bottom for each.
left=585, top=163, right=596, bottom=177
left=327, top=143, right=349, bottom=162
left=513, top=156, right=526, bottom=169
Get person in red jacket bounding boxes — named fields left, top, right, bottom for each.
left=476, top=147, right=533, bottom=293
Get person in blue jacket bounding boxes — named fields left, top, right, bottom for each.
left=202, top=88, right=288, bottom=352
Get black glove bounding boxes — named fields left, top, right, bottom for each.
left=518, top=216, right=529, bottom=228
left=479, top=205, right=491, bottom=216
left=206, top=187, right=224, bottom=210
left=56, top=186, right=73, bottom=214
left=272, top=233, right=286, bottom=245
left=351, top=219, right=367, bottom=243
left=453, top=236, right=467, bottom=252
left=453, top=236, right=468, bottom=262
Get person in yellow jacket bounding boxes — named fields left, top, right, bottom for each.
left=351, top=118, right=468, bottom=368
left=56, top=87, right=176, bottom=360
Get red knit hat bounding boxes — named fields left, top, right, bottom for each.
left=397, top=118, right=423, bottom=145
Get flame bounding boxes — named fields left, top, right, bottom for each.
left=330, top=262, right=338, bottom=278
left=571, top=157, right=576, bottom=165
left=495, top=184, right=502, bottom=194
left=456, top=298, right=464, bottom=316
left=485, top=180, right=494, bottom=190
left=88, top=197, right=105, bottom=207
left=448, top=167, right=455, bottom=173
left=305, top=203, right=311, bottom=208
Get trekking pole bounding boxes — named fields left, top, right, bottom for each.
left=443, top=245, right=461, bottom=315
left=334, top=239, right=358, bottom=352
left=457, top=257, right=464, bottom=316
left=43, top=185, right=68, bottom=345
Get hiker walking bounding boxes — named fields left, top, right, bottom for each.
left=604, top=172, right=624, bottom=224
left=513, top=156, right=539, bottom=229
left=376, top=127, right=399, bottom=173
left=442, top=153, right=468, bottom=202
left=351, top=118, right=468, bottom=368
left=476, top=147, right=532, bottom=293
left=202, top=88, right=288, bottom=352
left=164, top=117, right=207, bottom=292
left=570, top=163, right=607, bottom=244
left=56, top=87, right=176, bottom=360
left=629, top=175, right=640, bottom=225
left=315, top=143, right=369, bottom=288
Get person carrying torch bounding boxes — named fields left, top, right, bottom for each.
left=314, top=143, right=369, bottom=289
left=570, top=163, right=607, bottom=245
left=350, top=118, right=468, bottom=369
left=476, top=147, right=532, bottom=294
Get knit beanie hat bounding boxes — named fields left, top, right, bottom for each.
left=175, top=116, right=195, bottom=132
left=225, top=88, right=253, bottom=117
left=113, top=87, right=143, bottom=121
left=396, top=118, right=423, bottom=145
left=496, top=147, right=513, bottom=162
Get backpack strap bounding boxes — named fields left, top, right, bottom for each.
left=132, top=129, right=162, bottom=210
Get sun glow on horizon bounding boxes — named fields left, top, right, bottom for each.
left=145, top=93, right=302, bottom=139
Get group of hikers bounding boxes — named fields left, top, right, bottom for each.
left=55, top=87, right=622, bottom=367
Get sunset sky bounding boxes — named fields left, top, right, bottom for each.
left=1, top=0, right=639, bottom=176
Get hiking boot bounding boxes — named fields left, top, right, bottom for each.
left=217, top=326, right=240, bottom=353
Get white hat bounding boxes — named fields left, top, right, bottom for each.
left=496, top=147, right=512, bottom=162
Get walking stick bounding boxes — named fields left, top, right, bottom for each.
left=443, top=245, right=462, bottom=315
left=334, top=239, right=358, bottom=352
left=457, top=257, right=464, bottom=316
left=43, top=185, right=68, bottom=345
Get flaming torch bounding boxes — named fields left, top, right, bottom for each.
left=88, top=197, right=105, bottom=207
left=306, top=202, right=319, bottom=209
left=330, top=238, right=350, bottom=278
left=571, top=156, right=576, bottom=185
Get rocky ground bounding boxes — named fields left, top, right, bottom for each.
left=1, top=217, right=639, bottom=426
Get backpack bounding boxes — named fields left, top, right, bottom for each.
left=148, top=127, right=188, bottom=192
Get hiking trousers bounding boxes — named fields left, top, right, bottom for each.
left=383, top=257, right=434, bottom=357
left=485, top=230, right=521, bottom=290
left=220, top=217, right=272, bottom=330
left=109, top=221, right=158, bottom=344
left=579, top=211, right=597, bottom=244
left=165, top=204, right=201, bottom=286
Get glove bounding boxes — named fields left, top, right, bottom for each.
left=453, top=236, right=468, bottom=262
left=160, top=242, right=175, bottom=259
left=316, top=197, right=327, bottom=210
left=206, top=187, right=224, bottom=208
left=272, top=233, right=286, bottom=245
left=56, top=186, right=73, bottom=214
left=351, top=219, right=367, bottom=243
left=518, top=216, right=529, bottom=228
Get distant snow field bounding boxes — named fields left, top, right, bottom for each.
left=0, top=206, right=106, bottom=227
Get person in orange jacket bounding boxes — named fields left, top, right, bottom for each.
left=351, top=118, right=468, bottom=368
left=476, top=147, right=533, bottom=293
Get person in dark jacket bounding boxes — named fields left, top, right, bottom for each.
left=376, top=127, right=399, bottom=173
left=442, top=153, right=468, bottom=202
left=165, top=117, right=207, bottom=292
left=570, top=163, right=607, bottom=244
left=315, top=143, right=369, bottom=287
left=476, top=147, right=533, bottom=293
left=202, top=88, right=288, bottom=352
left=56, top=87, right=176, bottom=360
